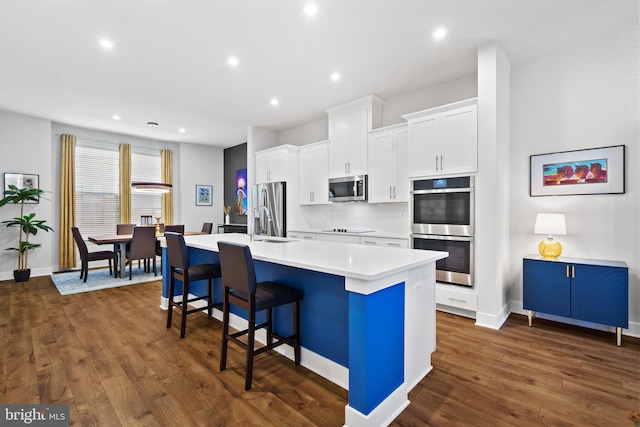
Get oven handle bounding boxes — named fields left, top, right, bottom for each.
left=410, top=188, right=474, bottom=195
left=411, top=234, right=473, bottom=242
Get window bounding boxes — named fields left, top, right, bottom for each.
left=75, top=143, right=119, bottom=235
left=131, top=149, right=162, bottom=224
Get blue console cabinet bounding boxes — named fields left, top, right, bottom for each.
left=523, top=255, right=628, bottom=346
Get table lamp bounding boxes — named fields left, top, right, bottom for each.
left=534, top=213, right=566, bottom=259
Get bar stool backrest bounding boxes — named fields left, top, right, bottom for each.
left=165, top=232, right=189, bottom=271
left=217, top=241, right=257, bottom=296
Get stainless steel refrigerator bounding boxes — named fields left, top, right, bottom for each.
left=253, top=181, right=286, bottom=237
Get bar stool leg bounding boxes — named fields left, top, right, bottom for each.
left=167, top=272, right=175, bottom=328
left=294, top=300, right=301, bottom=365
left=207, top=278, right=213, bottom=317
left=245, top=306, right=256, bottom=391
left=179, top=274, right=189, bottom=339
left=266, top=308, right=273, bottom=346
left=220, top=291, right=230, bottom=371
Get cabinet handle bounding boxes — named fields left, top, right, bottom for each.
left=303, top=236, right=313, bottom=239
left=362, top=240, right=376, bottom=245
left=440, top=155, right=444, bottom=170
left=348, top=162, right=351, bottom=173
left=345, top=163, right=348, bottom=174
left=571, top=265, right=575, bottom=278
left=390, top=186, right=392, bottom=199
left=435, top=155, right=439, bottom=171
left=566, top=265, right=569, bottom=277
left=448, top=298, right=467, bottom=303
left=393, top=186, right=396, bottom=199
left=387, top=243, right=401, bottom=247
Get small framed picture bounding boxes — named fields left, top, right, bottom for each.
left=195, top=184, right=213, bottom=206
left=4, top=173, right=40, bottom=203
left=530, top=145, right=625, bottom=196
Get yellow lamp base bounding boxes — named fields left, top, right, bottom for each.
left=538, top=238, right=562, bottom=259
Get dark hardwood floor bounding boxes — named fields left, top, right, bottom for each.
left=1, top=275, right=638, bottom=426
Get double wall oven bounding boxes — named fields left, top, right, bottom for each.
left=411, top=176, right=474, bottom=287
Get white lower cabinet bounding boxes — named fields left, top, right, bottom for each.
left=359, top=236, right=408, bottom=248
left=435, top=283, right=478, bottom=311
left=316, top=233, right=360, bottom=244
left=287, top=231, right=317, bottom=240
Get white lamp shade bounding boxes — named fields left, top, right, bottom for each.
left=534, top=213, right=567, bottom=236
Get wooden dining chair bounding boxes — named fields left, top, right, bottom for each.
left=165, top=224, right=185, bottom=234
left=201, top=222, right=213, bottom=234
left=125, top=226, right=157, bottom=280
left=72, top=227, right=118, bottom=282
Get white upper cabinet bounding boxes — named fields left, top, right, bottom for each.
left=299, top=140, right=329, bottom=205
left=368, top=123, right=409, bottom=203
left=254, top=145, right=299, bottom=184
left=403, top=98, right=477, bottom=178
left=326, top=95, right=383, bottom=178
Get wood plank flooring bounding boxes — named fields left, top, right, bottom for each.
left=0, top=275, right=638, bottom=426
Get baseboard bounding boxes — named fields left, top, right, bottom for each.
left=510, top=299, right=640, bottom=339
left=475, top=302, right=510, bottom=330
left=0, top=267, right=53, bottom=282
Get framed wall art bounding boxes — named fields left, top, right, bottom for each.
left=195, top=184, right=213, bottom=206
left=530, top=145, right=625, bottom=196
left=4, top=173, right=40, bottom=203
left=236, top=168, right=247, bottom=215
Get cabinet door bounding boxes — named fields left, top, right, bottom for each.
left=408, top=114, right=440, bottom=177
left=523, top=259, right=571, bottom=317
left=393, top=129, right=409, bottom=202
left=347, top=108, right=368, bottom=175
left=329, top=114, right=349, bottom=178
left=440, top=105, right=477, bottom=175
left=255, top=151, right=271, bottom=183
left=368, top=131, right=394, bottom=203
left=571, top=264, right=629, bottom=328
left=299, top=143, right=328, bottom=205
left=268, top=149, right=288, bottom=182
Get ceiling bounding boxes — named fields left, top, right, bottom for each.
left=0, top=0, right=635, bottom=148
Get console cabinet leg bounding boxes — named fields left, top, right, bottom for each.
left=616, top=327, right=622, bottom=346
left=528, top=310, right=535, bottom=327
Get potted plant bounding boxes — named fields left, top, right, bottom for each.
left=0, top=185, right=54, bottom=282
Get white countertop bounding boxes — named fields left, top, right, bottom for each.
left=179, top=233, right=446, bottom=281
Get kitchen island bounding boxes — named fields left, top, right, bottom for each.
left=160, top=233, right=447, bottom=427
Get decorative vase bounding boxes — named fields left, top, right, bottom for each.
left=225, top=214, right=230, bottom=225
left=14, top=269, right=31, bottom=282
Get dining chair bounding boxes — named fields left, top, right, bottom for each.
left=201, top=222, right=213, bottom=234
left=125, top=226, right=157, bottom=280
left=115, top=223, right=135, bottom=267
left=72, top=227, right=118, bottom=282
left=164, top=224, right=185, bottom=234
left=165, top=232, right=222, bottom=338
left=217, top=241, right=303, bottom=390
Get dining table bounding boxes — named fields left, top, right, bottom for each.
left=88, top=230, right=206, bottom=278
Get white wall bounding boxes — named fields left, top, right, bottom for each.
left=509, top=30, right=640, bottom=335
left=0, top=111, right=53, bottom=280
left=176, top=143, right=225, bottom=231
left=277, top=117, right=328, bottom=147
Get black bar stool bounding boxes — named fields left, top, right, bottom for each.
left=165, top=232, right=222, bottom=338
left=217, top=241, right=303, bottom=390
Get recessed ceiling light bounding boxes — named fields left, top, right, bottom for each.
left=227, top=56, right=239, bottom=67
left=178, top=128, right=186, bottom=134
left=432, top=28, right=447, bottom=40
left=330, top=72, right=341, bottom=82
left=99, top=38, right=114, bottom=49
left=112, top=115, right=121, bottom=120
left=304, top=4, right=318, bottom=16
left=270, top=98, right=280, bottom=107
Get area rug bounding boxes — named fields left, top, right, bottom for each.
left=51, top=265, right=161, bottom=295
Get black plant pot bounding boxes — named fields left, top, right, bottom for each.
left=14, top=269, right=31, bottom=282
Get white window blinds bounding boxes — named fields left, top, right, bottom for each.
left=75, top=144, right=119, bottom=236
left=131, top=149, right=162, bottom=224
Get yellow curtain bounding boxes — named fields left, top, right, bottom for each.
left=119, top=144, right=131, bottom=224
left=161, top=149, right=173, bottom=224
left=59, top=134, right=76, bottom=269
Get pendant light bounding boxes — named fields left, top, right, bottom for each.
left=131, top=122, right=172, bottom=193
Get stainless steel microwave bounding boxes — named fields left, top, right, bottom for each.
left=329, top=175, right=368, bottom=202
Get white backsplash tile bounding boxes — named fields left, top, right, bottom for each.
left=300, top=203, right=410, bottom=235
